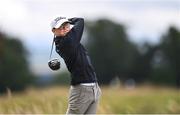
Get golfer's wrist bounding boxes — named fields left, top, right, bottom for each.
left=68, top=18, right=74, bottom=24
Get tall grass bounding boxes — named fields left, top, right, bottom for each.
left=0, top=86, right=179, bottom=114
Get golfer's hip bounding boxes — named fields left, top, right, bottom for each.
left=67, top=83, right=101, bottom=114
left=69, top=82, right=101, bottom=101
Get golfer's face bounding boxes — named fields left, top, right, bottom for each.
left=53, top=23, right=70, bottom=37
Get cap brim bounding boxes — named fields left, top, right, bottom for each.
left=54, top=19, right=70, bottom=29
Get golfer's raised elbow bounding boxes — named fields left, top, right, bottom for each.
left=78, top=18, right=84, bottom=22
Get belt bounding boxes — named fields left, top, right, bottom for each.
left=80, top=83, right=96, bottom=86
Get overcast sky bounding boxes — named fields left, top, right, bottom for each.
left=0, top=0, right=180, bottom=75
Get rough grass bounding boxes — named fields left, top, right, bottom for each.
left=0, top=86, right=179, bottom=114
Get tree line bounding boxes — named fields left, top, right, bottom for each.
left=0, top=18, right=179, bottom=93
left=86, top=19, right=180, bottom=88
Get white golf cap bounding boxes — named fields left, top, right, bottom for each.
left=50, top=17, right=70, bottom=29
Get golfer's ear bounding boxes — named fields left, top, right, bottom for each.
left=52, top=28, right=55, bottom=32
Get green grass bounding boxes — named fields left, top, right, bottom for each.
left=0, top=86, right=179, bottom=114
left=100, top=86, right=180, bottom=114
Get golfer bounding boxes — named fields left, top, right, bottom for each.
left=50, top=17, right=101, bottom=114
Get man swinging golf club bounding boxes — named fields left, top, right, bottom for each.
left=50, top=17, right=101, bottom=114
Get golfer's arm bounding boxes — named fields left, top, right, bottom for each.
left=68, top=18, right=84, bottom=43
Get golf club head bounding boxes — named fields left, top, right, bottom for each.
left=48, top=58, right=60, bottom=70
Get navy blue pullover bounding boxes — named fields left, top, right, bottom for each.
left=54, top=18, right=97, bottom=85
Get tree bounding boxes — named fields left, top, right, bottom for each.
left=86, top=19, right=139, bottom=84
left=160, top=27, right=180, bottom=88
left=0, top=32, right=33, bottom=93
left=129, top=43, right=159, bottom=83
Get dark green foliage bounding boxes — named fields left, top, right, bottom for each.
left=158, top=27, right=180, bottom=88
left=53, top=72, right=70, bottom=85
left=85, top=19, right=179, bottom=87
left=86, top=19, right=139, bottom=84
left=129, top=44, right=159, bottom=83
left=0, top=32, right=34, bottom=93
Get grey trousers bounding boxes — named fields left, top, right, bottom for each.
left=66, top=83, right=101, bottom=114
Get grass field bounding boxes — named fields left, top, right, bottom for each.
left=0, top=85, right=179, bottom=114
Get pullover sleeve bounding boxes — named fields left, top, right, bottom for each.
left=68, top=18, right=84, bottom=43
